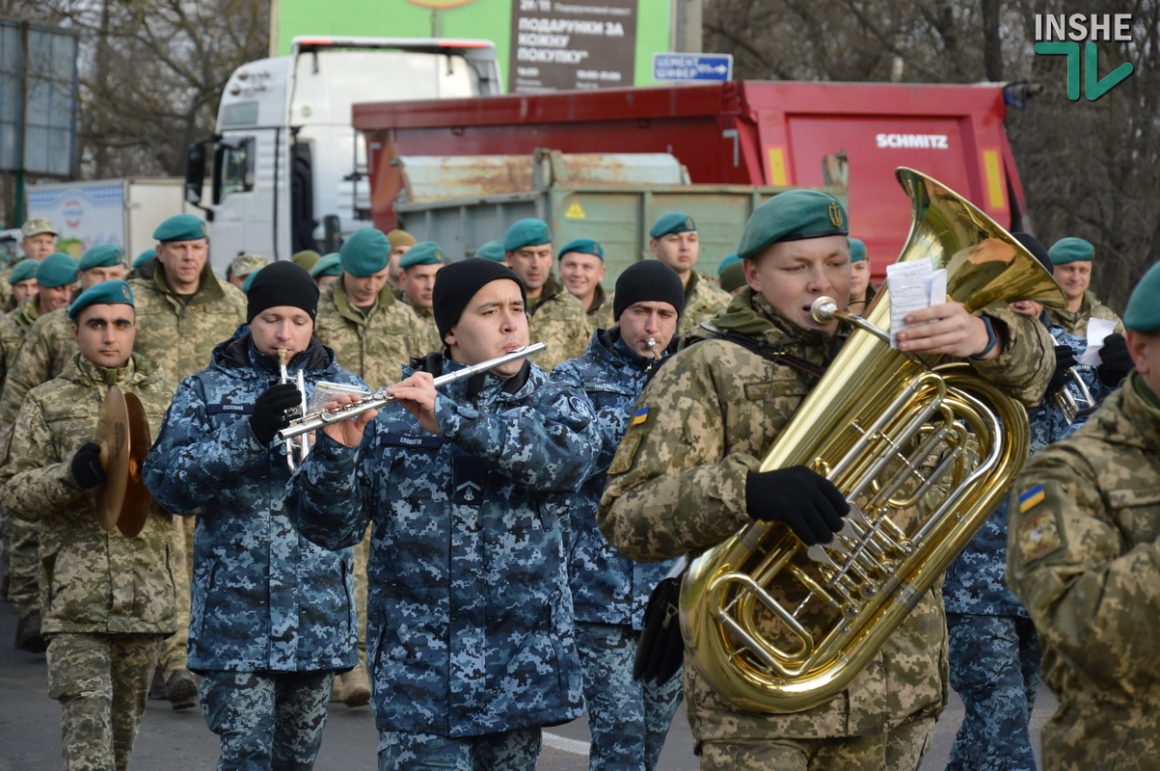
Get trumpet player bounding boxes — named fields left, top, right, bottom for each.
left=0, top=280, right=177, bottom=771
left=144, top=262, right=366, bottom=770
left=550, top=259, right=686, bottom=770
left=598, top=190, right=1056, bottom=770
left=1007, top=260, right=1160, bottom=771
left=288, top=258, right=601, bottom=770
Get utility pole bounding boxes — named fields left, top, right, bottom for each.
left=673, top=0, right=702, bottom=53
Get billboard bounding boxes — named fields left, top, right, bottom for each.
left=0, top=20, right=79, bottom=177
left=272, top=0, right=670, bottom=92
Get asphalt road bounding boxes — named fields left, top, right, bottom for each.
left=0, top=600, right=1055, bottom=770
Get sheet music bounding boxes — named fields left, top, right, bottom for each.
left=887, top=260, right=948, bottom=348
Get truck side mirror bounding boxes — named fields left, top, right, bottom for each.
left=185, top=143, right=207, bottom=205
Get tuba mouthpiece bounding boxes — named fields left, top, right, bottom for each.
left=811, top=297, right=839, bottom=323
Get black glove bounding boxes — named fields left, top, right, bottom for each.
left=250, top=383, right=303, bottom=445
left=1048, top=344, right=1078, bottom=392
left=745, top=465, right=849, bottom=546
left=1097, top=333, right=1132, bottom=387
left=70, top=442, right=105, bottom=489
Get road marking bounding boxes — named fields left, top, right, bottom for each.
left=543, top=732, right=590, bottom=755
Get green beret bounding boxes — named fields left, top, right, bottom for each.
left=719, top=262, right=747, bottom=293
left=1048, top=237, right=1094, bottom=265
left=849, top=237, right=867, bottom=263
left=475, top=240, right=506, bottom=262
left=242, top=267, right=263, bottom=293
left=132, top=248, right=155, bottom=269
left=558, top=238, right=604, bottom=261
left=340, top=228, right=390, bottom=277
left=78, top=243, right=126, bottom=271
left=387, top=229, right=417, bottom=250
left=68, top=279, right=134, bottom=321
left=310, top=253, right=342, bottom=278
left=153, top=214, right=207, bottom=243
left=1124, top=261, right=1160, bottom=332
left=292, top=250, right=321, bottom=271
left=737, top=190, right=849, bottom=261
left=400, top=241, right=445, bottom=269
left=36, top=252, right=79, bottom=288
left=228, top=253, right=268, bottom=279
left=503, top=219, right=552, bottom=252
left=716, top=253, right=741, bottom=276
left=649, top=211, right=697, bottom=239
left=9, top=258, right=39, bottom=284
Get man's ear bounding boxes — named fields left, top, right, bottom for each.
left=1127, top=330, right=1153, bottom=375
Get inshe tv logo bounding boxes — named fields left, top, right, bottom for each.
left=1034, top=14, right=1134, bottom=101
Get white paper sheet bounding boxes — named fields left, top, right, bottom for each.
left=886, top=260, right=947, bottom=348
left=1078, top=317, right=1117, bottom=366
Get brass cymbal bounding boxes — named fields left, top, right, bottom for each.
left=95, top=386, right=155, bottom=536
left=118, top=391, right=153, bottom=538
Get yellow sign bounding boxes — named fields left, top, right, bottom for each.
left=565, top=201, right=587, bottom=220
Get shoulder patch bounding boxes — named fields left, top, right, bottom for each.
left=1016, top=508, right=1063, bottom=564
left=608, top=431, right=643, bottom=475
left=630, top=406, right=649, bottom=426
left=1018, top=484, right=1046, bottom=513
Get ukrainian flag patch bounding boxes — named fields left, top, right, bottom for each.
left=1018, top=484, right=1046, bottom=513
left=631, top=407, right=649, bottom=426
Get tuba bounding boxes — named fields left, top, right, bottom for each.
left=679, top=168, right=1066, bottom=714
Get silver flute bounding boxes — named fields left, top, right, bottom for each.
left=279, top=342, right=547, bottom=441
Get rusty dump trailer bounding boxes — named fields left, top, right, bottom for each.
left=355, top=80, right=1030, bottom=276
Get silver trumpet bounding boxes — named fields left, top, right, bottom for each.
left=280, top=342, right=547, bottom=441
left=278, top=347, right=312, bottom=471
left=1052, top=367, right=1097, bottom=425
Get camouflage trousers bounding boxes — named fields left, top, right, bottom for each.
left=575, top=622, right=683, bottom=770
left=376, top=726, right=542, bottom=771
left=160, top=515, right=194, bottom=676
left=697, top=715, right=936, bottom=771
left=946, top=613, right=1042, bottom=771
left=7, top=513, right=39, bottom=615
left=199, top=669, right=335, bottom=771
left=45, top=632, right=164, bottom=771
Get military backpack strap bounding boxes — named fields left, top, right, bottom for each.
left=694, top=321, right=827, bottom=383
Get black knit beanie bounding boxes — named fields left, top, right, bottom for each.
left=1012, top=232, right=1053, bottom=275
left=433, top=259, right=527, bottom=341
left=613, top=260, right=686, bottom=321
left=246, top=260, right=320, bottom=322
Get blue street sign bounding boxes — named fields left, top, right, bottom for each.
left=652, top=53, right=733, bottom=82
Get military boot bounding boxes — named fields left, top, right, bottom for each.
left=14, top=610, right=47, bottom=652
left=338, top=662, right=371, bottom=708
left=165, top=669, right=199, bottom=711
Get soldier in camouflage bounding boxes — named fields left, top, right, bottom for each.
left=551, top=259, right=687, bottom=770
left=503, top=219, right=591, bottom=371
left=1007, top=261, right=1160, bottom=771
left=313, top=227, right=428, bottom=708
left=0, top=280, right=178, bottom=771
left=1044, top=237, right=1124, bottom=336
left=3, top=258, right=39, bottom=313
left=289, top=259, right=600, bottom=770
left=1, top=251, right=79, bottom=653
left=558, top=238, right=614, bottom=331
left=397, top=241, right=445, bottom=355
left=942, top=233, right=1115, bottom=771
left=386, top=228, right=416, bottom=289
left=598, top=190, right=1055, bottom=770
left=130, top=213, right=248, bottom=709
left=647, top=212, right=732, bottom=337
left=0, top=218, right=56, bottom=308
left=144, top=262, right=361, bottom=769
left=225, top=253, right=269, bottom=290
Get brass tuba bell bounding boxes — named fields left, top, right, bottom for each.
left=679, top=168, right=1066, bottom=714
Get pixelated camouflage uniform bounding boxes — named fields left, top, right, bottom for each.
left=677, top=271, right=731, bottom=337
left=288, top=354, right=599, bottom=753
left=585, top=284, right=615, bottom=331
left=597, top=289, right=1053, bottom=767
left=1006, top=374, right=1160, bottom=771
left=527, top=275, right=592, bottom=372
left=1044, top=290, right=1124, bottom=337
left=942, top=321, right=1110, bottom=770
left=0, top=297, right=44, bottom=626
left=144, top=332, right=361, bottom=767
left=402, top=294, right=443, bottom=357
left=552, top=328, right=683, bottom=770
left=128, top=261, right=247, bottom=680
left=0, top=352, right=178, bottom=771
left=0, top=307, right=76, bottom=426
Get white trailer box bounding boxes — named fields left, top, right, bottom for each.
left=25, top=178, right=201, bottom=260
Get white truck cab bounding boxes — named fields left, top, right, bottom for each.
left=185, top=36, right=501, bottom=272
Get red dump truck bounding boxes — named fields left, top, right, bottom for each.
left=354, top=80, right=1033, bottom=275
